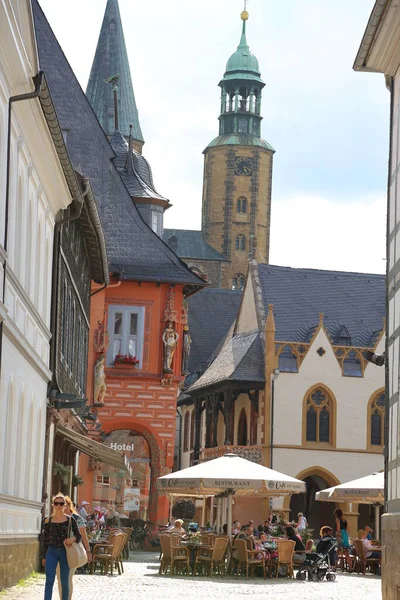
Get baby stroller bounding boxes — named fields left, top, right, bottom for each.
left=296, top=538, right=338, bottom=582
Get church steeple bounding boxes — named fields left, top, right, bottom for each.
left=86, top=0, right=144, bottom=150
left=218, top=9, right=265, bottom=138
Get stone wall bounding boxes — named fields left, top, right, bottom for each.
left=0, top=538, right=40, bottom=590
left=382, top=513, right=400, bottom=600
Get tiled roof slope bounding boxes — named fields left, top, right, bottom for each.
left=86, top=0, right=143, bottom=141
left=33, top=1, right=205, bottom=288
left=164, top=229, right=226, bottom=261
left=187, top=289, right=242, bottom=373
left=258, top=265, right=385, bottom=347
left=188, top=331, right=264, bottom=393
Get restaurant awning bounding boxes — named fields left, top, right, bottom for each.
left=57, top=425, right=132, bottom=475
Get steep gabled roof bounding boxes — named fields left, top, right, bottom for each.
left=163, top=229, right=226, bottom=261
left=258, top=264, right=385, bottom=347
left=187, top=288, right=242, bottom=374
left=32, top=0, right=206, bottom=291
left=86, top=0, right=143, bottom=141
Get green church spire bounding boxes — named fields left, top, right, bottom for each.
left=86, top=0, right=144, bottom=146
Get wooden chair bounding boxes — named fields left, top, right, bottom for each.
left=170, top=535, right=190, bottom=576
left=275, top=540, right=295, bottom=578
left=193, top=537, right=229, bottom=576
left=354, top=539, right=380, bottom=575
left=121, top=527, right=133, bottom=559
left=159, top=534, right=173, bottom=575
left=117, top=533, right=129, bottom=573
left=234, top=538, right=266, bottom=579
left=90, top=532, right=126, bottom=576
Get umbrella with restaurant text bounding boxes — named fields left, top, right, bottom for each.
left=157, top=453, right=306, bottom=534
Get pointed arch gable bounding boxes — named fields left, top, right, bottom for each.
left=302, top=383, right=337, bottom=448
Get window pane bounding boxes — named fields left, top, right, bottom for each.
left=311, top=389, right=325, bottom=406
left=113, top=339, right=121, bottom=358
left=114, top=312, right=122, bottom=334
left=371, top=411, right=382, bottom=445
left=128, top=339, right=137, bottom=358
left=130, top=313, right=138, bottom=335
left=306, top=406, right=316, bottom=442
left=319, top=408, right=330, bottom=443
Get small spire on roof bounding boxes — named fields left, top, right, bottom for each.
left=266, top=303, right=275, bottom=333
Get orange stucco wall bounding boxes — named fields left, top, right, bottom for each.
left=82, top=280, right=186, bottom=523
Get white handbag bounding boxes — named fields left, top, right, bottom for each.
left=65, top=516, right=88, bottom=569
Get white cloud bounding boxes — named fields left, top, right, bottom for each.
left=269, top=194, right=386, bottom=274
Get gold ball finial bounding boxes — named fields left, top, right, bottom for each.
left=241, top=10, right=249, bottom=21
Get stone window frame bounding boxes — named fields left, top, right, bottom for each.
left=366, top=388, right=385, bottom=451
left=106, top=304, right=145, bottom=367
left=302, top=384, right=337, bottom=448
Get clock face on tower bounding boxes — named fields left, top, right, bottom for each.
left=234, top=156, right=253, bottom=176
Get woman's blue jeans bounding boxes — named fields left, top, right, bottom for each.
left=45, top=546, right=70, bottom=600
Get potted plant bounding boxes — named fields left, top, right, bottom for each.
left=113, top=354, right=140, bottom=369
left=72, top=474, right=84, bottom=486
left=172, top=498, right=196, bottom=520
left=53, top=462, right=70, bottom=478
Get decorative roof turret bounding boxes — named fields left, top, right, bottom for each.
left=86, top=0, right=144, bottom=149
left=205, top=8, right=274, bottom=152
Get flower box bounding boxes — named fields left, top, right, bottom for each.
left=113, top=354, right=140, bottom=368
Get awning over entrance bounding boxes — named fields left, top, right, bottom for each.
left=57, top=425, right=132, bottom=475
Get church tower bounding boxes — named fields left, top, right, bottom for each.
left=202, top=9, right=274, bottom=290
left=86, top=0, right=144, bottom=152
left=87, top=0, right=171, bottom=235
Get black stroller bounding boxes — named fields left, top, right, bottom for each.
left=296, top=538, right=338, bottom=582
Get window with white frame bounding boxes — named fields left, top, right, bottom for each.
left=107, top=305, right=145, bottom=367
left=96, top=475, right=110, bottom=486
left=151, top=209, right=162, bottom=236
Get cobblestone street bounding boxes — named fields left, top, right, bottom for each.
left=1, top=552, right=382, bottom=600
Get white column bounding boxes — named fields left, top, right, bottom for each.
left=375, top=505, right=380, bottom=540
left=201, top=496, right=206, bottom=527
left=227, top=493, right=233, bottom=540
left=169, top=495, right=174, bottom=522
left=216, top=497, right=221, bottom=532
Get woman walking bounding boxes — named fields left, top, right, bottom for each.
left=334, top=508, right=353, bottom=571
left=56, top=496, right=91, bottom=600
left=42, top=493, right=81, bottom=600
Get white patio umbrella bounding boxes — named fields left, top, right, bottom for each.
left=157, top=453, right=306, bottom=535
left=315, top=471, right=384, bottom=538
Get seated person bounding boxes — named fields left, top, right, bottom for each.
left=232, top=520, right=241, bottom=535
left=256, top=531, right=278, bottom=560
left=235, top=524, right=255, bottom=548
left=316, top=526, right=337, bottom=567
left=255, top=524, right=264, bottom=538
left=168, top=518, right=186, bottom=535
left=358, top=529, right=380, bottom=559
left=286, top=525, right=306, bottom=563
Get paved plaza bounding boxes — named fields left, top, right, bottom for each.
left=1, top=552, right=382, bottom=600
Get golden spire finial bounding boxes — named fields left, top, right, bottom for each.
left=241, top=0, right=249, bottom=21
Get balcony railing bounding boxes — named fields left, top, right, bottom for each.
left=200, top=445, right=263, bottom=464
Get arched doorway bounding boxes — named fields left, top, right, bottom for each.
left=99, top=418, right=167, bottom=524
left=285, top=467, right=341, bottom=535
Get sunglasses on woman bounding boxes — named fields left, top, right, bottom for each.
left=53, top=501, right=65, bottom=506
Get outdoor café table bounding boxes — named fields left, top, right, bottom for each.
left=181, top=540, right=211, bottom=574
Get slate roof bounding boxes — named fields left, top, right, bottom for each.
left=86, top=0, right=143, bottom=141
left=188, top=331, right=265, bottom=393
left=258, top=264, right=385, bottom=347
left=110, top=130, right=169, bottom=204
left=187, top=288, right=242, bottom=373
left=163, top=229, right=226, bottom=261
left=33, top=1, right=206, bottom=290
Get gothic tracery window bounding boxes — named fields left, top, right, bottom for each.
left=235, top=234, right=246, bottom=251
left=232, top=274, right=245, bottom=291
left=369, top=390, right=385, bottom=447
left=305, top=387, right=334, bottom=445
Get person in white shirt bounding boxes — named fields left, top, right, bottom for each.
left=78, top=501, right=90, bottom=521
left=358, top=529, right=380, bottom=559
left=297, top=512, right=307, bottom=530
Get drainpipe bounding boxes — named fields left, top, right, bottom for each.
left=0, top=72, right=44, bottom=383
left=384, top=76, right=393, bottom=512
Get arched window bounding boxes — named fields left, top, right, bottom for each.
left=368, top=390, right=385, bottom=448
left=303, top=386, right=336, bottom=446
left=190, top=410, right=195, bottom=451
left=235, top=234, right=246, bottom=251
left=183, top=410, right=190, bottom=452
left=237, top=409, right=248, bottom=446
left=236, top=196, right=248, bottom=213
left=232, top=274, right=245, bottom=291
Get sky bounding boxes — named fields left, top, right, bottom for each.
left=38, top=0, right=389, bottom=275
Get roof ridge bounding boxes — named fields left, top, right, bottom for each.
left=259, top=263, right=384, bottom=278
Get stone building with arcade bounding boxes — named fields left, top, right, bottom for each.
left=179, top=262, right=385, bottom=536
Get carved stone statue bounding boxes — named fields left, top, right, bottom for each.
left=181, top=326, right=192, bottom=375
left=94, top=356, right=106, bottom=405
left=162, top=321, right=179, bottom=374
